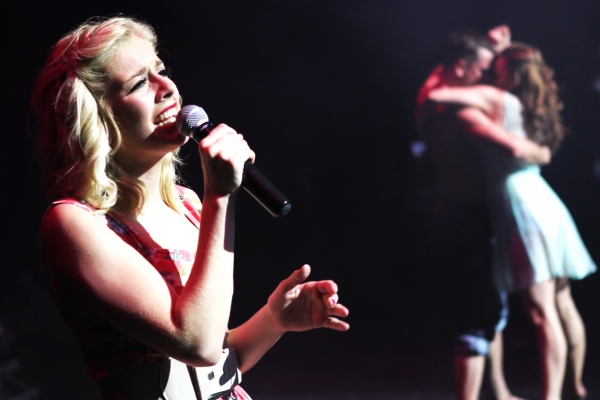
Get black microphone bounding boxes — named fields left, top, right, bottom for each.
left=176, top=105, right=291, bottom=217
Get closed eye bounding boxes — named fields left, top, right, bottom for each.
left=129, top=77, right=147, bottom=93
left=128, top=66, right=171, bottom=94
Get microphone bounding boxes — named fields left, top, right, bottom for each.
left=176, top=105, right=292, bottom=217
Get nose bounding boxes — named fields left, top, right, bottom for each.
left=153, top=72, right=177, bottom=102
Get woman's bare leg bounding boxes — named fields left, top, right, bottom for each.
left=522, top=279, right=567, bottom=400
left=555, top=277, right=587, bottom=399
left=488, top=331, right=526, bottom=400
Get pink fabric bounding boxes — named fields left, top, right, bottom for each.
left=230, top=385, right=252, bottom=400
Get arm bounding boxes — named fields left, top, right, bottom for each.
left=43, top=124, right=254, bottom=367
left=226, top=265, right=349, bottom=372
left=428, top=85, right=505, bottom=123
left=456, top=107, right=551, bottom=165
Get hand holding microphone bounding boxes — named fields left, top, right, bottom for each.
left=176, top=105, right=291, bottom=217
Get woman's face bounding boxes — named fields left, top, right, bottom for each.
left=106, top=36, right=185, bottom=164
left=493, top=56, right=517, bottom=91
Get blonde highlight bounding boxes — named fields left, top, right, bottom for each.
left=31, top=16, right=184, bottom=216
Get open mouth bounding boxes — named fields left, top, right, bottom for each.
left=154, top=105, right=178, bottom=127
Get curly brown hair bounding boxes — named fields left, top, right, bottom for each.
left=498, top=42, right=568, bottom=153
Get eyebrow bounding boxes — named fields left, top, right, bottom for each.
left=124, top=59, right=165, bottom=83
left=131, top=66, right=147, bottom=80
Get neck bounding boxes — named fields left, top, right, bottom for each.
left=138, top=164, right=165, bottom=211
left=116, top=153, right=170, bottom=215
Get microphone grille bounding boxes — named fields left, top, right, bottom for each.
left=176, top=105, right=209, bottom=137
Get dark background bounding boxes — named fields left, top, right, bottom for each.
left=2, top=1, right=599, bottom=398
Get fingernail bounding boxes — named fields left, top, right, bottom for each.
left=330, top=299, right=336, bottom=307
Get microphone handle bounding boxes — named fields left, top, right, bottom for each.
left=189, top=122, right=292, bottom=217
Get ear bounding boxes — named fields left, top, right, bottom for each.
left=454, top=59, right=467, bottom=78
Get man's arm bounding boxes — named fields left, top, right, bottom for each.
left=456, top=106, right=551, bottom=165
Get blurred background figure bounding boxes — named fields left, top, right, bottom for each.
left=429, top=42, right=597, bottom=400
left=416, top=25, right=544, bottom=400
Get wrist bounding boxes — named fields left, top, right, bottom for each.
left=259, top=305, right=286, bottom=337
left=202, top=188, right=235, bottom=207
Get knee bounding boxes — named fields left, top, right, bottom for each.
left=525, top=302, right=558, bottom=331
left=555, top=290, right=577, bottom=316
left=525, top=303, right=547, bottom=326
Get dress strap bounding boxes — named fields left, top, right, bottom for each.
left=44, top=198, right=107, bottom=225
left=176, top=185, right=201, bottom=229
left=48, top=198, right=99, bottom=214
left=104, top=214, right=152, bottom=254
left=46, top=189, right=201, bottom=251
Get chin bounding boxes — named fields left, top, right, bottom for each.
left=154, top=123, right=186, bottom=143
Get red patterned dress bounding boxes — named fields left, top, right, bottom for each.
left=45, top=186, right=251, bottom=399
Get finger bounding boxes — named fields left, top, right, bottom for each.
left=224, top=132, right=256, bottom=164
left=218, top=137, right=254, bottom=166
left=199, top=136, right=240, bottom=164
left=278, top=264, right=311, bottom=292
left=231, top=141, right=256, bottom=165
left=314, top=279, right=338, bottom=296
left=328, top=303, right=350, bottom=318
left=199, top=123, right=236, bottom=149
left=204, top=130, right=246, bottom=160
left=321, top=317, right=350, bottom=332
left=237, top=134, right=256, bottom=163
left=321, top=292, right=339, bottom=308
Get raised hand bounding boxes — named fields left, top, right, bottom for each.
left=488, top=24, right=512, bottom=54
left=198, top=124, right=256, bottom=197
left=266, top=265, right=350, bottom=333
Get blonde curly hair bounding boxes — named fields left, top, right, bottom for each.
left=499, top=42, right=568, bottom=153
left=31, top=16, right=183, bottom=215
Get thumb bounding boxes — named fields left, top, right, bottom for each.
left=280, top=264, right=311, bottom=291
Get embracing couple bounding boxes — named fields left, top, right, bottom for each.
left=417, top=25, right=596, bottom=400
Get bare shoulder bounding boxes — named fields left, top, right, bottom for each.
left=42, top=203, right=106, bottom=253
left=42, top=203, right=111, bottom=255
left=473, top=85, right=505, bottom=122
left=43, top=202, right=103, bottom=233
left=43, top=204, right=108, bottom=278
left=41, top=203, right=153, bottom=289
